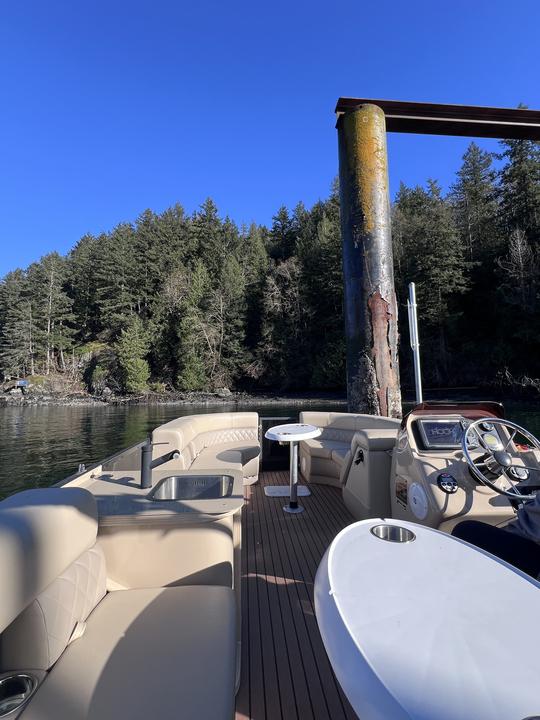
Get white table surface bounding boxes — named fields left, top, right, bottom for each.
left=265, top=423, right=321, bottom=442
left=315, top=518, right=540, bottom=720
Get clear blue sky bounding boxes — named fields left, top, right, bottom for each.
left=1, top=0, right=539, bottom=276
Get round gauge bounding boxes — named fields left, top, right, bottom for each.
left=409, top=483, right=429, bottom=520
left=482, top=432, right=503, bottom=451
left=480, top=421, right=494, bottom=432
left=508, top=466, right=529, bottom=481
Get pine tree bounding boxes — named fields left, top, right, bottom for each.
left=191, top=199, right=226, bottom=280
left=115, top=316, right=150, bottom=393
left=267, top=206, right=297, bottom=260
left=449, top=142, right=501, bottom=260
left=211, top=256, right=247, bottom=385
left=93, top=225, right=138, bottom=337
left=393, top=181, right=468, bottom=383
left=174, top=262, right=210, bottom=390
left=0, top=270, right=35, bottom=377
left=499, top=133, right=540, bottom=245
left=67, top=234, right=100, bottom=342
left=296, top=185, right=345, bottom=388
left=254, top=257, right=307, bottom=388
left=26, top=253, right=75, bottom=374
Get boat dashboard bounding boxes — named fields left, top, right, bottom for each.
left=391, top=401, right=540, bottom=532
left=415, top=416, right=502, bottom=452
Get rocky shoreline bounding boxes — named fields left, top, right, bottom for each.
left=0, top=387, right=348, bottom=408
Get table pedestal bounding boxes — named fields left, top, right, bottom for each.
left=284, top=441, right=303, bottom=514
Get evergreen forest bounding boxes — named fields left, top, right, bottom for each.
left=1, top=135, right=539, bottom=397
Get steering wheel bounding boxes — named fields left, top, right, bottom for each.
left=462, top=418, right=540, bottom=502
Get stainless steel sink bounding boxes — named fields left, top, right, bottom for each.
left=148, top=474, right=234, bottom=501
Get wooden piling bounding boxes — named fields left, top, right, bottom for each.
left=337, top=104, right=401, bottom=417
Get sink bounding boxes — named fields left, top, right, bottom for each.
left=148, top=475, right=234, bottom=501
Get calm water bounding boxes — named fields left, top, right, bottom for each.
left=1, top=399, right=539, bottom=498
left=0, top=401, right=345, bottom=497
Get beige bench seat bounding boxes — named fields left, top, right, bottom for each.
left=191, top=441, right=260, bottom=477
left=301, top=438, right=349, bottom=460
left=22, top=585, right=236, bottom=720
left=299, top=412, right=400, bottom=487
left=152, top=412, right=260, bottom=485
left=0, top=488, right=237, bottom=720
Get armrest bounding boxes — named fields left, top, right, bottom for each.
left=352, top=429, right=398, bottom=452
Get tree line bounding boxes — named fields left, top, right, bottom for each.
left=0, top=135, right=539, bottom=396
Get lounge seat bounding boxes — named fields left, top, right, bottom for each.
left=0, top=488, right=237, bottom=720
left=152, top=412, right=260, bottom=485
left=302, top=438, right=349, bottom=461
left=299, top=411, right=400, bottom=487
left=22, top=586, right=236, bottom=720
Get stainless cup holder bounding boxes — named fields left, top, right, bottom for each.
left=0, top=674, right=38, bottom=717
left=371, top=524, right=416, bottom=543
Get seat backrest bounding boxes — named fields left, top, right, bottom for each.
left=301, top=411, right=400, bottom=445
left=0, top=488, right=106, bottom=671
left=152, top=412, right=259, bottom=468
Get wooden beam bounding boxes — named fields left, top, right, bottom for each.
left=335, top=98, right=540, bottom=140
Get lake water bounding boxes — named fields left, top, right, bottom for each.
left=1, top=399, right=539, bottom=498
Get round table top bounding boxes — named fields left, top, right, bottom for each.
left=265, top=423, right=321, bottom=442
left=315, top=518, right=540, bottom=720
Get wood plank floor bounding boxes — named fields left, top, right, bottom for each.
left=235, top=470, right=357, bottom=720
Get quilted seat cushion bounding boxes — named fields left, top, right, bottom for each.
left=197, top=427, right=259, bottom=447
left=1, top=544, right=106, bottom=670
left=22, top=586, right=236, bottom=720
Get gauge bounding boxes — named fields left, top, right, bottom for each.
left=480, top=421, right=494, bottom=432
left=508, top=466, right=529, bottom=481
left=460, top=419, right=479, bottom=449
left=482, top=432, right=503, bottom=451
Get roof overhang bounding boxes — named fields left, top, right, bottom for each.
left=335, top=98, right=540, bottom=140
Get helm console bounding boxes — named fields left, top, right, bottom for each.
left=342, top=402, right=540, bottom=532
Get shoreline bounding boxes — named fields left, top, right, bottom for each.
left=2, top=386, right=539, bottom=409
left=0, top=390, right=349, bottom=408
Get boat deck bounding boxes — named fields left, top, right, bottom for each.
left=235, top=470, right=356, bottom=720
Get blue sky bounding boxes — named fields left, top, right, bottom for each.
left=1, top=0, right=539, bottom=276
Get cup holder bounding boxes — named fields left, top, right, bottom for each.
left=0, top=674, right=38, bottom=717
left=371, top=524, right=416, bottom=543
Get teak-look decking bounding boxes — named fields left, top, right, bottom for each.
left=235, top=471, right=356, bottom=720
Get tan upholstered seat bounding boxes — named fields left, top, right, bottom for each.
left=299, top=412, right=400, bottom=487
left=152, top=412, right=260, bottom=484
left=22, top=586, right=236, bottom=720
left=0, top=489, right=238, bottom=720
left=331, top=446, right=350, bottom=467
left=191, top=440, right=260, bottom=478
left=301, top=438, right=348, bottom=460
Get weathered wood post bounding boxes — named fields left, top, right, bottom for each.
left=337, top=104, right=401, bottom=417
